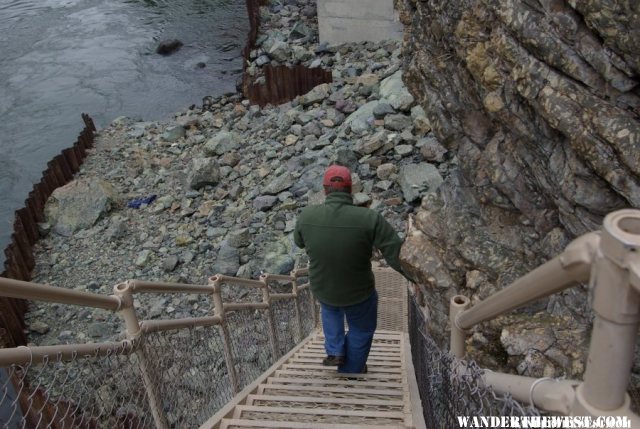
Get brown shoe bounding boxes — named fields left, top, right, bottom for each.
left=322, top=355, right=345, bottom=366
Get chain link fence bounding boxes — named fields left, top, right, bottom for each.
left=138, top=327, right=233, bottom=428
left=0, top=274, right=317, bottom=428
left=408, top=292, right=540, bottom=428
left=2, top=341, right=154, bottom=428
left=225, top=308, right=275, bottom=389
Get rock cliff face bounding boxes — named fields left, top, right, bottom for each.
left=396, top=0, right=640, bottom=379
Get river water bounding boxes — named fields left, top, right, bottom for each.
left=0, top=0, right=248, bottom=265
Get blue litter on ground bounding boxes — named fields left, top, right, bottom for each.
left=127, top=194, right=157, bottom=209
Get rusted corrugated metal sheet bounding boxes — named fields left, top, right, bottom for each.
left=242, top=0, right=332, bottom=107
left=0, top=113, right=95, bottom=348
left=245, top=64, right=333, bottom=107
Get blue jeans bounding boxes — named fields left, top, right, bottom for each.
left=320, top=291, right=378, bottom=373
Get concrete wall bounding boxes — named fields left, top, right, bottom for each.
left=318, top=0, right=403, bottom=45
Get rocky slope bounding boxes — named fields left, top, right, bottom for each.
left=396, top=0, right=640, bottom=380
left=28, top=1, right=443, bottom=347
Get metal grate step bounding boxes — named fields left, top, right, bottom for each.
left=204, top=329, right=425, bottom=428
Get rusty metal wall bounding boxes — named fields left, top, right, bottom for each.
left=242, top=0, right=333, bottom=107
left=0, top=114, right=96, bottom=348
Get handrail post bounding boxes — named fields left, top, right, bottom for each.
left=449, top=295, right=470, bottom=358
left=114, top=282, right=169, bottom=429
left=261, top=275, right=280, bottom=361
left=290, top=271, right=304, bottom=343
left=210, top=276, right=240, bottom=395
left=573, top=210, right=640, bottom=417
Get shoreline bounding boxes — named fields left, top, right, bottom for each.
left=11, top=1, right=447, bottom=349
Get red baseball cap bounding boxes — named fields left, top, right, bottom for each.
left=323, top=165, right=352, bottom=190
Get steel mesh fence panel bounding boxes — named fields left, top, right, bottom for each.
left=225, top=309, right=274, bottom=389
left=1, top=342, right=154, bottom=429
left=408, top=294, right=540, bottom=428
left=271, top=298, right=300, bottom=356
left=297, top=288, right=316, bottom=336
left=138, top=326, right=233, bottom=428
left=134, top=292, right=212, bottom=321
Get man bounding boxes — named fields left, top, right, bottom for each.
left=294, top=165, right=408, bottom=374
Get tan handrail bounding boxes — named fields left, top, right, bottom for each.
left=0, top=277, right=121, bottom=311
left=448, top=209, right=640, bottom=423
left=455, top=231, right=599, bottom=331
left=129, top=280, right=213, bottom=294
left=210, top=274, right=265, bottom=288
left=140, top=316, right=222, bottom=334
left=291, top=267, right=309, bottom=278
left=262, top=274, right=295, bottom=282
left=223, top=302, right=269, bottom=311
left=482, top=371, right=579, bottom=415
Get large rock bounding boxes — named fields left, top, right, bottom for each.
left=267, top=40, right=291, bottom=62
left=384, top=113, right=413, bottom=132
left=156, top=39, right=183, bottom=56
left=301, top=83, right=331, bottom=107
left=397, top=163, right=443, bottom=202
left=379, top=71, right=414, bottom=111
left=211, top=242, right=240, bottom=276
left=289, top=21, right=314, bottom=41
left=261, top=237, right=294, bottom=274
left=253, top=195, right=278, bottom=211
left=44, top=179, right=118, bottom=237
left=344, top=101, right=382, bottom=135
left=187, top=158, right=220, bottom=190
left=162, top=125, right=185, bottom=142
left=263, top=173, right=295, bottom=195
left=354, top=130, right=388, bottom=155
left=203, top=131, right=241, bottom=156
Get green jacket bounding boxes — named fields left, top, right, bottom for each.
left=294, top=192, right=405, bottom=306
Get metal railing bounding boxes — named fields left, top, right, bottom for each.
left=0, top=268, right=315, bottom=428
left=408, top=293, right=540, bottom=428
left=448, top=208, right=640, bottom=426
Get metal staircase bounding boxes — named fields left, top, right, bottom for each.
left=205, top=329, right=424, bottom=428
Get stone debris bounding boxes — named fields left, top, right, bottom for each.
left=29, top=5, right=446, bottom=350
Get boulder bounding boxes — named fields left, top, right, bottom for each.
left=253, top=195, right=279, bottom=211
left=203, top=131, right=241, bottom=156
left=411, top=105, right=431, bottom=134
left=373, top=102, right=395, bottom=120
left=44, top=179, right=118, bottom=237
left=227, top=228, right=251, bottom=248
left=162, top=125, right=185, bottom=142
left=156, top=39, right=183, bottom=56
left=377, top=163, right=398, bottom=180
left=344, top=100, right=382, bottom=134
left=211, top=242, right=240, bottom=276
left=397, top=163, right=443, bottom=202
left=384, top=114, right=413, bottom=131
left=267, top=40, right=290, bottom=62
left=353, top=192, right=371, bottom=206
left=261, top=238, right=294, bottom=274
left=289, top=22, right=314, bottom=41
left=187, top=158, right=220, bottom=190
left=301, top=83, right=331, bottom=107
left=380, top=71, right=414, bottom=111
left=354, top=130, right=388, bottom=155
left=263, top=174, right=295, bottom=195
